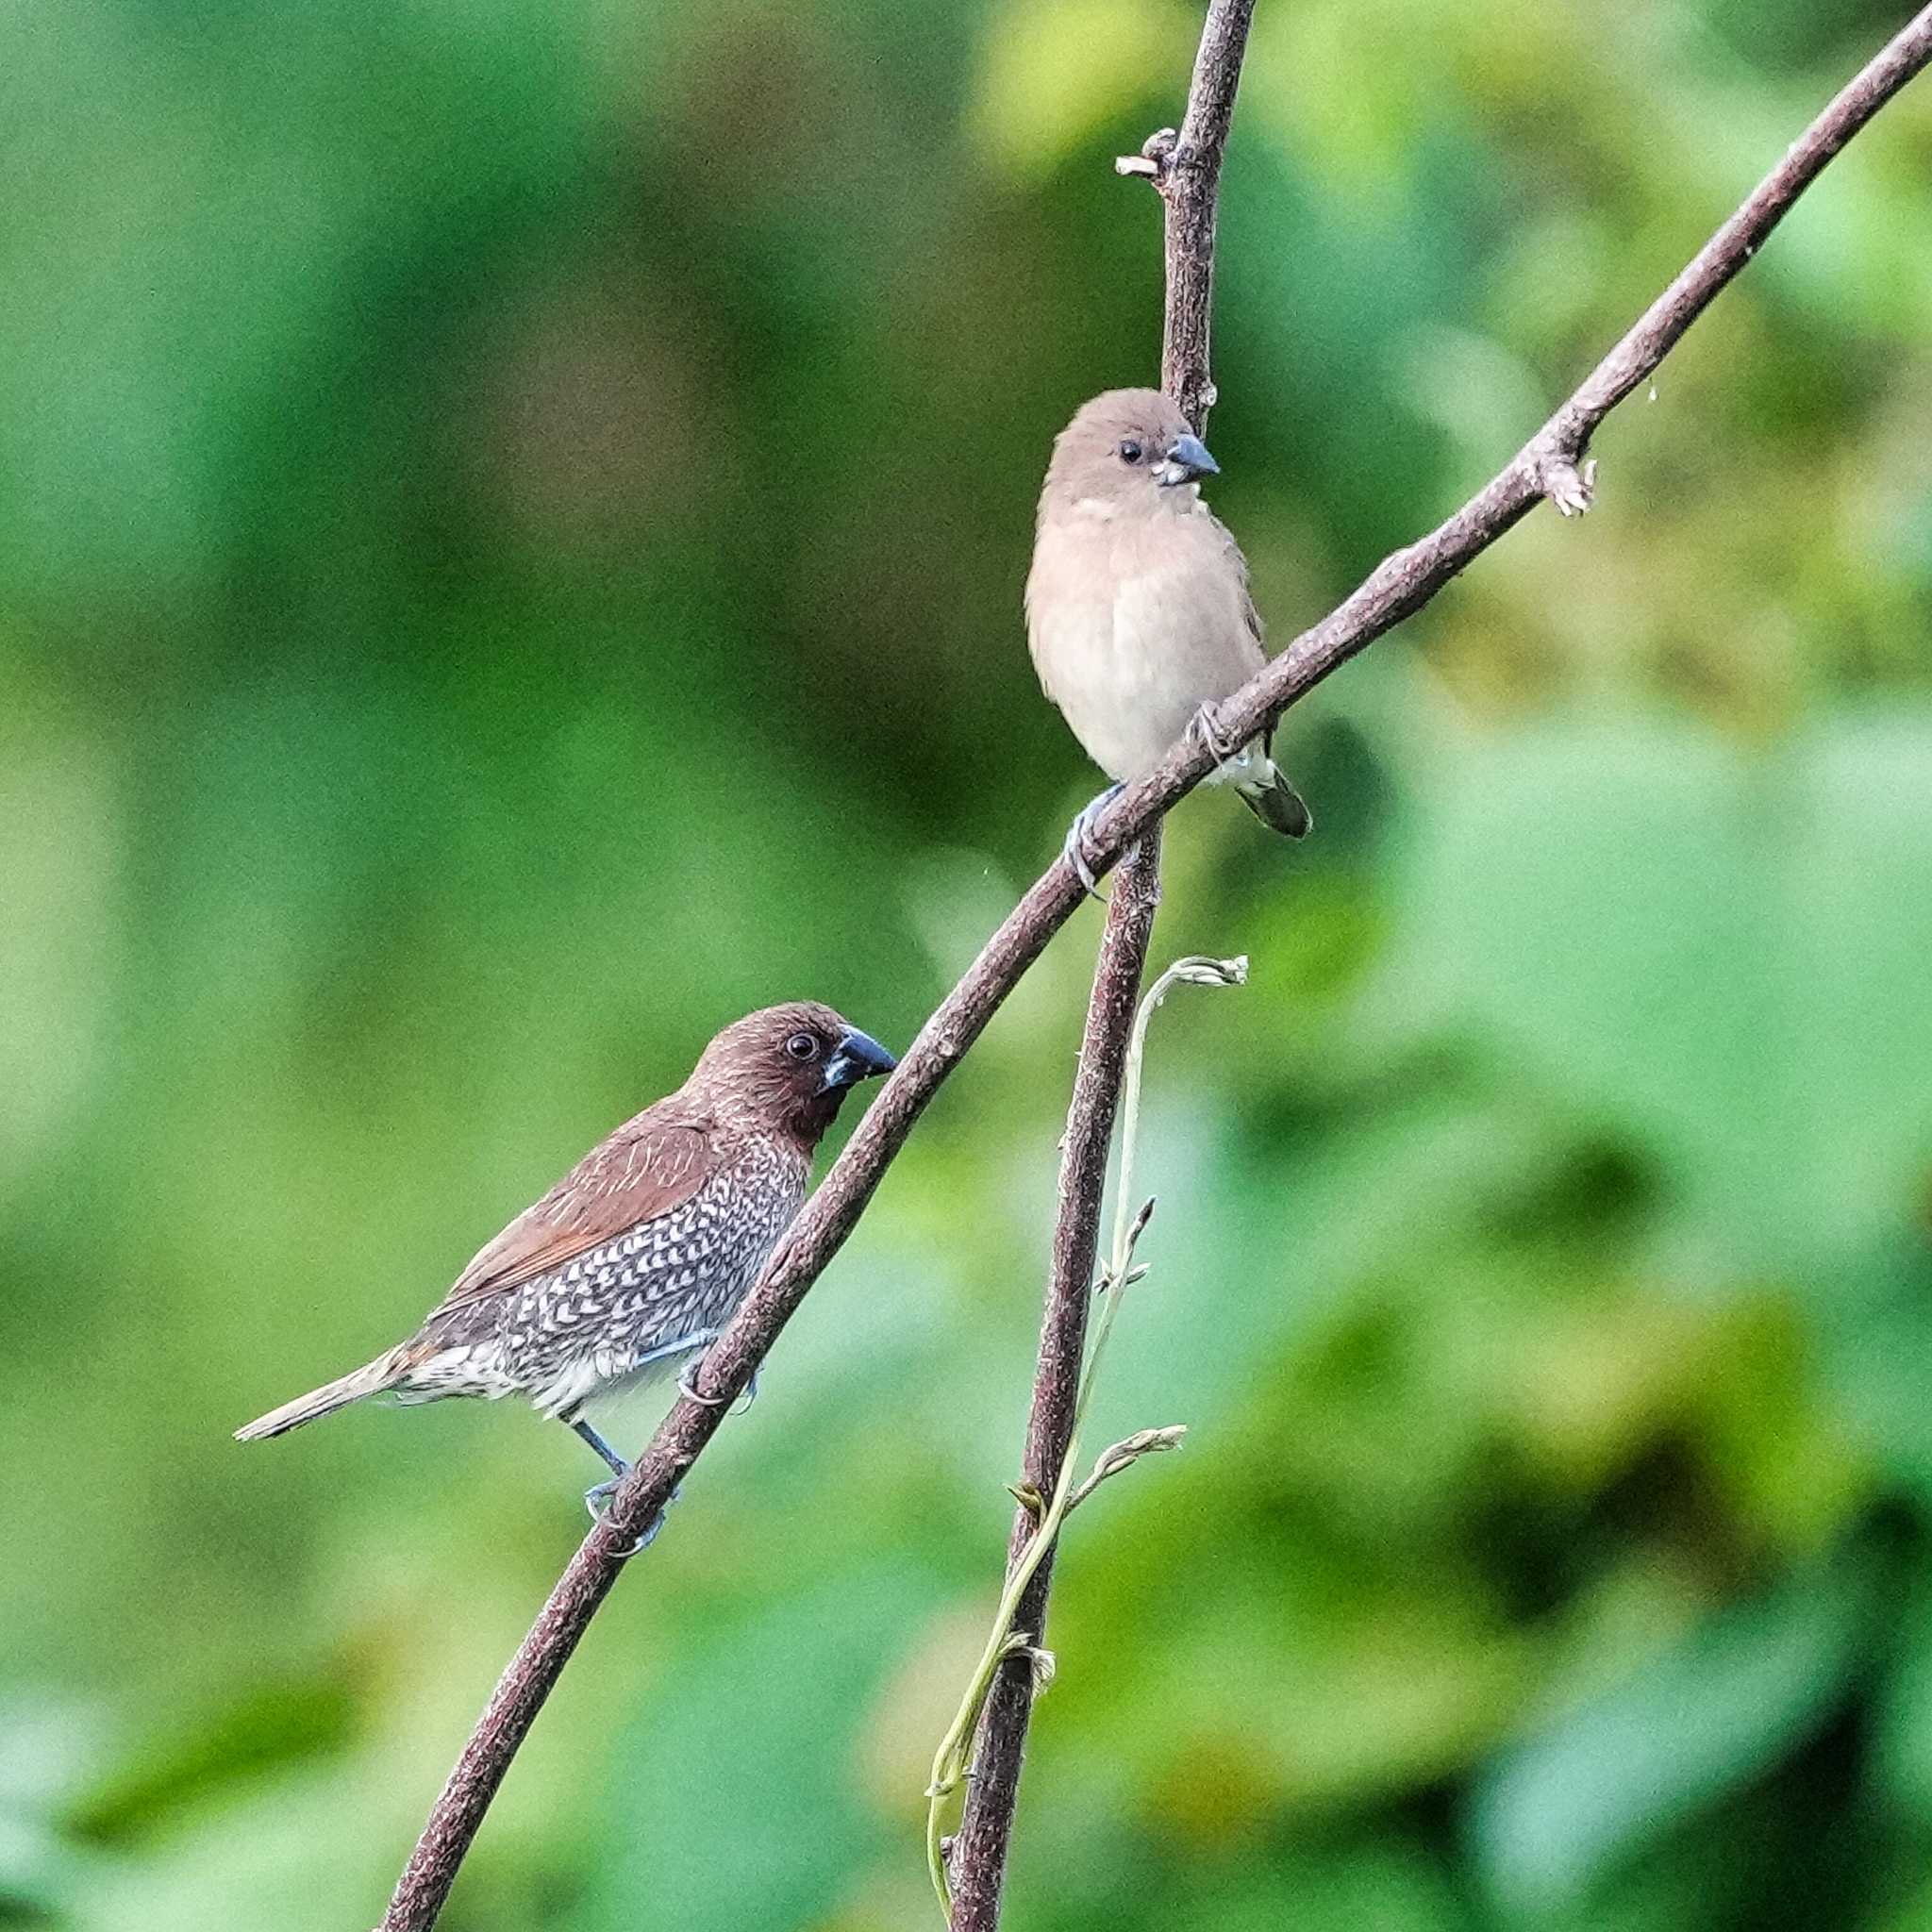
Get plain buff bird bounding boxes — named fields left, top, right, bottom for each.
left=236, top=1002, right=896, bottom=1545
left=1026, top=388, right=1310, bottom=889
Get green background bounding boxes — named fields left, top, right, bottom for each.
left=4, top=0, right=1931, bottom=1926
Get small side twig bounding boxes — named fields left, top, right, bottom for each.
left=937, top=956, right=1244, bottom=1924
left=1064, top=1425, right=1189, bottom=1516
left=924, top=1179, right=1163, bottom=1908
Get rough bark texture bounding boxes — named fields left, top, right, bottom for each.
left=1151, top=0, right=1253, bottom=424
left=377, top=10, right=1932, bottom=1924
left=943, top=831, right=1164, bottom=1932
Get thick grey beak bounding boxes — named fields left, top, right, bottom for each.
left=821, top=1027, right=898, bottom=1091
left=1157, top=432, right=1219, bottom=486
left=1170, top=433, right=1218, bottom=475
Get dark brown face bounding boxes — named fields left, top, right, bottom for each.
left=687, top=1001, right=898, bottom=1143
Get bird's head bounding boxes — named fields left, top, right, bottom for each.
left=1042, top=388, right=1219, bottom=519
left=686, top=1001, right=898, bottom=1146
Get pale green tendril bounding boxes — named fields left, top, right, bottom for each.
left=925, top=956, right=1247, bottom=1915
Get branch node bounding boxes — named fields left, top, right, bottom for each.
left=999, top=1633, right=1058, bottom=1696
left=1535, top=446, right=1598, bottom=517
left=1115, top=125, right=1179, bottom=186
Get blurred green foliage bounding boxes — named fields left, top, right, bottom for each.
left=2, top=0, right=1930, bottom=1926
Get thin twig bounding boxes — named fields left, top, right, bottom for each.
left=376, top=10, right=1932, bottom=1924
left=1064, top=1425, right=1189, bottom=1516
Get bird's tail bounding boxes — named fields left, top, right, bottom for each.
left=234, top=1349, right=407, bottom=1441
left=1232, top=758, right=1313, bottom=840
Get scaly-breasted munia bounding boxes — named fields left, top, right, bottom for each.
left=236, top=1003, right=895, bottom=1536
left=1026, top=389, right=1310, bottom=889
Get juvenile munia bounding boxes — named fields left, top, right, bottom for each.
left=1026, top=388, right=1310, bottom=888
left=236, top=1003, right=895, bottom=1541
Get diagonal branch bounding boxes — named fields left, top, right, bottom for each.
left=376, top=10, right=1932, bottom=1925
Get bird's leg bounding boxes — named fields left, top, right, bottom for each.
left=572, top=1418, right=628, bottom=1479
left=1062, top=783, right=1124, bottom=900
left=572, top=1424, right=682, bottom=1556
left=570, top=1327, right=737, bottom=1553
left=1187, top=699, right=1243, bottom=766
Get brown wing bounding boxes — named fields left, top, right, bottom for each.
left=425, top=1109, right=720, bottom=1315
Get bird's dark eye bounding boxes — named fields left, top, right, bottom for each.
left=1118, top=439, right=1143, bottom=465
left=785, top=1031, right=821, bottom=1062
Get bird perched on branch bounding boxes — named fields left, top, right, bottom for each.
left=236, top=1003, right=896, bottom=1543
left=1026, top=388, right=1310, bottom=890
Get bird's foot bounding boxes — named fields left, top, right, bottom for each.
left=676, top=1363, right=758, bottom=1413
left=584, top=1472, right=626, bottom=1519
left=584, top=1475, right=678, bottom=1557
left=1061, top=784, right=1124, bottom=900
left=1188, top=700, right=1243, bottom=766
left=677, top=1360, right=729, bottom=1407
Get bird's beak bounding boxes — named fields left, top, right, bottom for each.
left=820, top=1027, right=898, bottom=1091
left=1156, top=433, right=1219, bottom=487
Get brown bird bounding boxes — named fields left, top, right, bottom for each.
left=1026, top=388, right=1310, bottom=890
left=236, top=1003, right=895, bottom=1541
